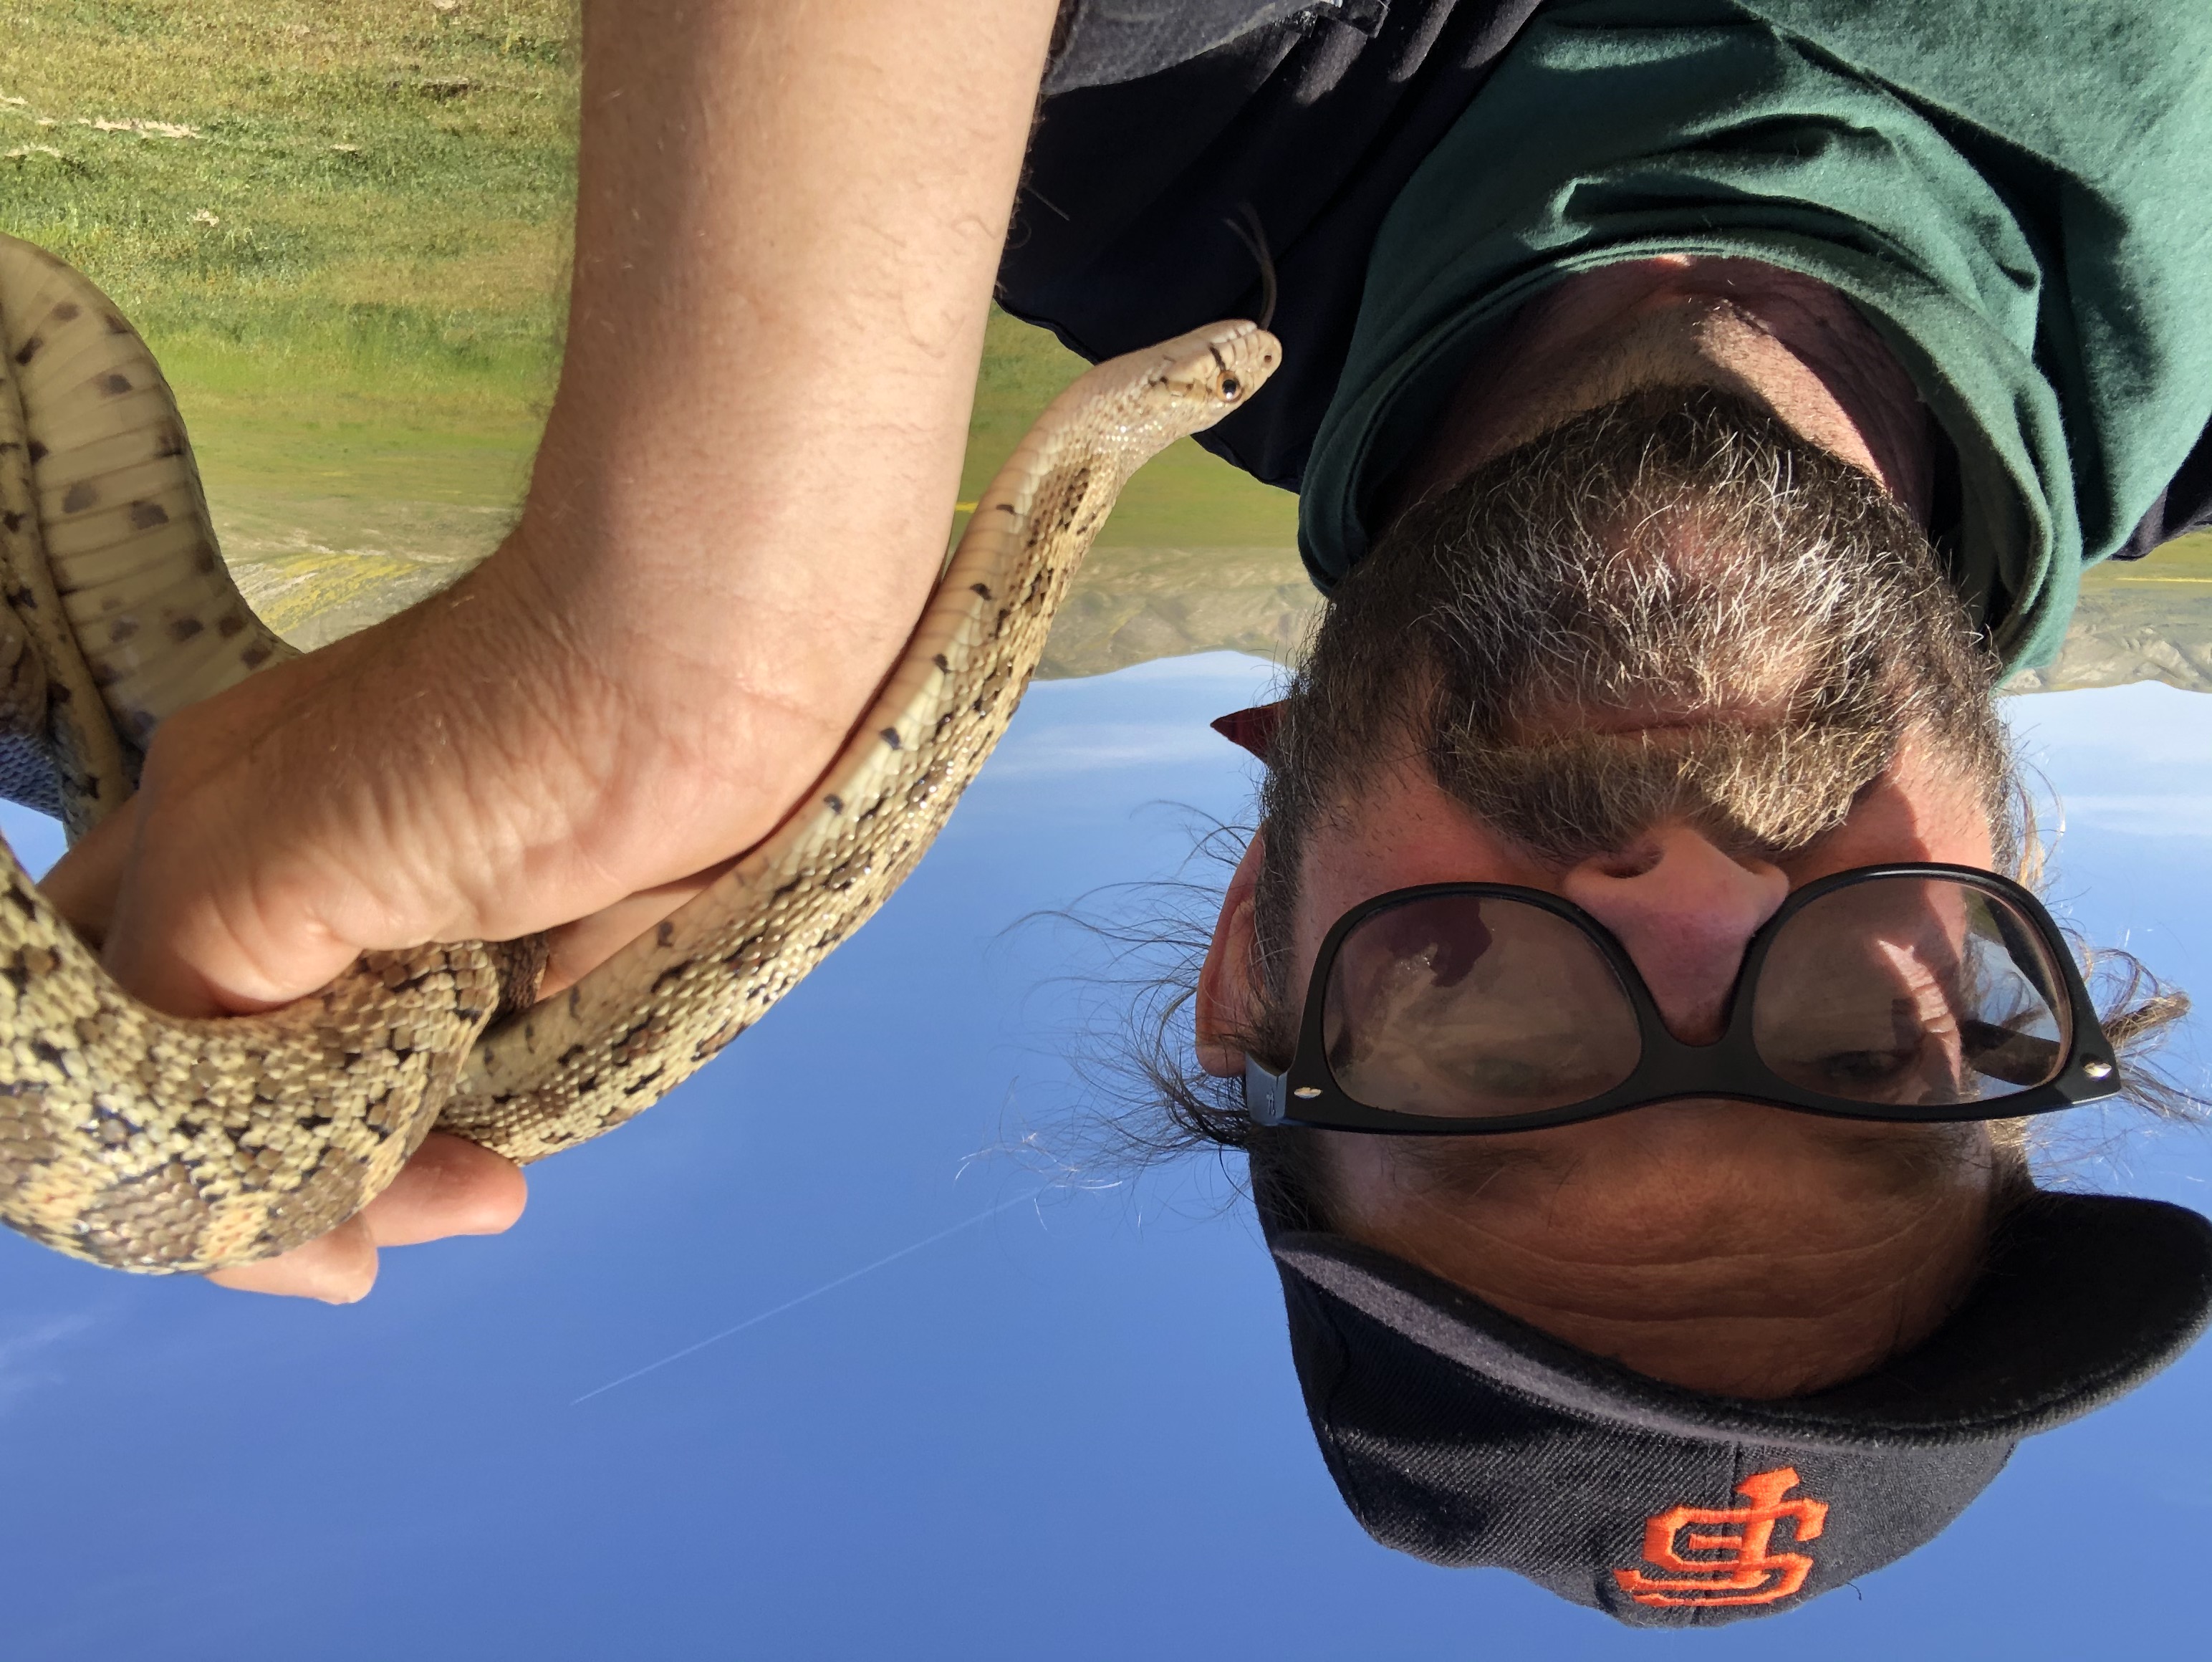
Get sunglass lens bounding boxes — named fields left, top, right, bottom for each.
left=1322, top=895, right=1640, bottom=1117
left=1752, top=878, right=2072, bottom=1105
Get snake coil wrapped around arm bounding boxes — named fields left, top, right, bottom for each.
left=0, top=231, right=1279, bottom=1272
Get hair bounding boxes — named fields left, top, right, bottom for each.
left=1080, top=390, right=2199, bottom=1234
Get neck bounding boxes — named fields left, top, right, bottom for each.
left=1388, top=256, right=1933, bottom=524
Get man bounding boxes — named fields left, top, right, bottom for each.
left=40, top=0, right=2212, bottom=1622
left=1006, top=0, right=2212, bottom=1620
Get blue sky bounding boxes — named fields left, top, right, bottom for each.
left=0, top=659, right=2205, bottom=1660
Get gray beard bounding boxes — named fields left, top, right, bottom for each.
left=1253, top=389, right=2013, bottom=1022
left=1405, top=392, right=2006, bottom=865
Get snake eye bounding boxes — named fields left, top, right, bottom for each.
left=1221, top=376, right=1241, bottom=400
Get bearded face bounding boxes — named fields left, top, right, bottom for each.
left=1254, top=387, right=2011, bottom=1012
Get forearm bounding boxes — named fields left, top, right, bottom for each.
left=509, top=0, right=1059, bottom=832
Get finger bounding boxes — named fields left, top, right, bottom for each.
left=357, top=1132, right=527, bottom=1248
left=198, top=1137, right=521, bottom=1302
left=206, top=1215, right=379, bottom=1304
left=36, top=794, right=142, bottom=949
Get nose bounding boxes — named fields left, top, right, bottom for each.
left=1557, top=823, right=1789, bottom=1044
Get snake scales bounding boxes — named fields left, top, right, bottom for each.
left=0, top=231, right=1279, bottom=1274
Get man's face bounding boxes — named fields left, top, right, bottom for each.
left=1276, top=739, right=2005, bottom=1399
left=1199, top=390, right=2018, bottom=1399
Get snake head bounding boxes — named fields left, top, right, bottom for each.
left=1146, top=320, right=1284, bottom=425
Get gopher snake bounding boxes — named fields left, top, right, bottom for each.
left=0, top=232, right=1279, bottom=1272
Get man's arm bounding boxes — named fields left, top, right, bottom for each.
left=44, top=0, right=1064, bottom=1300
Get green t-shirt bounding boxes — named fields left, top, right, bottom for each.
left=1298, top=0, right=2212, bottom=671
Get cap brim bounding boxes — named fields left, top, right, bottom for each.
left=1271, top=1189, right=2212, bottom=1449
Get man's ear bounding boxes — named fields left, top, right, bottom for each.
left=1196, top=828, right=1268, bottom=1078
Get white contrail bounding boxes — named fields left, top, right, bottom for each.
left=571, top=1189, right=1043, bottom=1406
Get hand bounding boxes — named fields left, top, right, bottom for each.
left=34, top=800, right=521, bottom=1310
left=45, top=539, right=845, bottom=1020
left=201, top=1134, right=527, bottom=1304
left=45, top=490, right=914, bottom=1294
left=40, top=548, right=794, bottom=1302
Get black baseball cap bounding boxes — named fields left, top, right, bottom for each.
left=1267, top=1190, right=2212, bottom=1625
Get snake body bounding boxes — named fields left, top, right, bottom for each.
left=0, top=231, right=1279, bottom=1272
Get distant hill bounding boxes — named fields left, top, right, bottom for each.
left=2001, top=568, right=2212, bottom=694
left=226, top=515, right=2212, bottom=699
left=1034, top=540, right=2212, bottom=694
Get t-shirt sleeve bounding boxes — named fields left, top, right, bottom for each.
left=2112, top=420, right=2212, bottom=559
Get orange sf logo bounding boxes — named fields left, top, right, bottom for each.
left=1612, top=1466, right=1829, bottom=1608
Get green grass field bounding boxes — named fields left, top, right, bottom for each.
left=0, top=0, right=1296, bottom=602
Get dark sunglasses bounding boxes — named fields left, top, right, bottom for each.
left=1244, top=863, right=2120, bottom=1134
